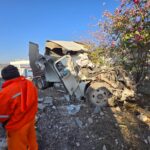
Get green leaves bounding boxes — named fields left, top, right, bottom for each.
left=89, top=48, right=105, bottom=65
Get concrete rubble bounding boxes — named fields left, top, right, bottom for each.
left=102, top=145, right=107, bottom=150
left=67, top=105, right=81, bottom=115
left=0, top=137, right=7, bottom=150
left=137, top=114, right=148, bottom=122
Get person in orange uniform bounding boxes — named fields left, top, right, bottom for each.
left=0, top=65, right=38, bottom=150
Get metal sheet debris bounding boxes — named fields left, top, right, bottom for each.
left=67, top=104, right=81, bottom=115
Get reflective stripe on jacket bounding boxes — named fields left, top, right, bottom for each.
left=0, top=76, right=38, bottom=131
left=0, top=115, right=10, bottom=118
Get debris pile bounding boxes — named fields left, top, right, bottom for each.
left=0, top=124, right=7, bottom=150
left=86, top=67, right=136, bottom=107
left=35, top=86, right=150, bottom=150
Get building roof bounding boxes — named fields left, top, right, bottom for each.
left=45, top=40, right=89, bottom=52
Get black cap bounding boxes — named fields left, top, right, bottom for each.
left=1, top=65, right=20, bottom=80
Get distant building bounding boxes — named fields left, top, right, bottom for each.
left=10, top=60, right=33, bottom=78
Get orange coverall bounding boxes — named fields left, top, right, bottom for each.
left=0, top=76, right=38, bottom=150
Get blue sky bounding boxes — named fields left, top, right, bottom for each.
left=0, top=0, right=120, bottom=63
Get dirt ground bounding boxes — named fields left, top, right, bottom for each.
left=36, top=86, right=150, bottom=150
left=0, top=85, right=150, bottom=150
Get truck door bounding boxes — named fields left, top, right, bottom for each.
left=29, top=42, right=45, bottom=77
left=54, top=55, right=80, bottom=96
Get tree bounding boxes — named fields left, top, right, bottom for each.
left=92, top=0, right=150, bottom=82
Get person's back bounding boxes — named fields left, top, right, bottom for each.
left=0, top=65, right=38, bottom=150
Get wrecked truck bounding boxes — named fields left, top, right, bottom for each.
left=29, top=40, right=135, bottom=107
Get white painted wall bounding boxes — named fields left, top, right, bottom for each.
left=10, top=60, right=32, bottom=77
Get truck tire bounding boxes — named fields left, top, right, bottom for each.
left=85, top=82, right=112, bottom=107
left=33, top=77, right=49, bottom=90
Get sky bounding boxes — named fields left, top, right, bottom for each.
left=0, top=0, right=120, bottom=63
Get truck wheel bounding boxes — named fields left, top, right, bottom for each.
left=86, top=82, right=112, bottom=107
left=33, top=77, right=52, bottom=90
